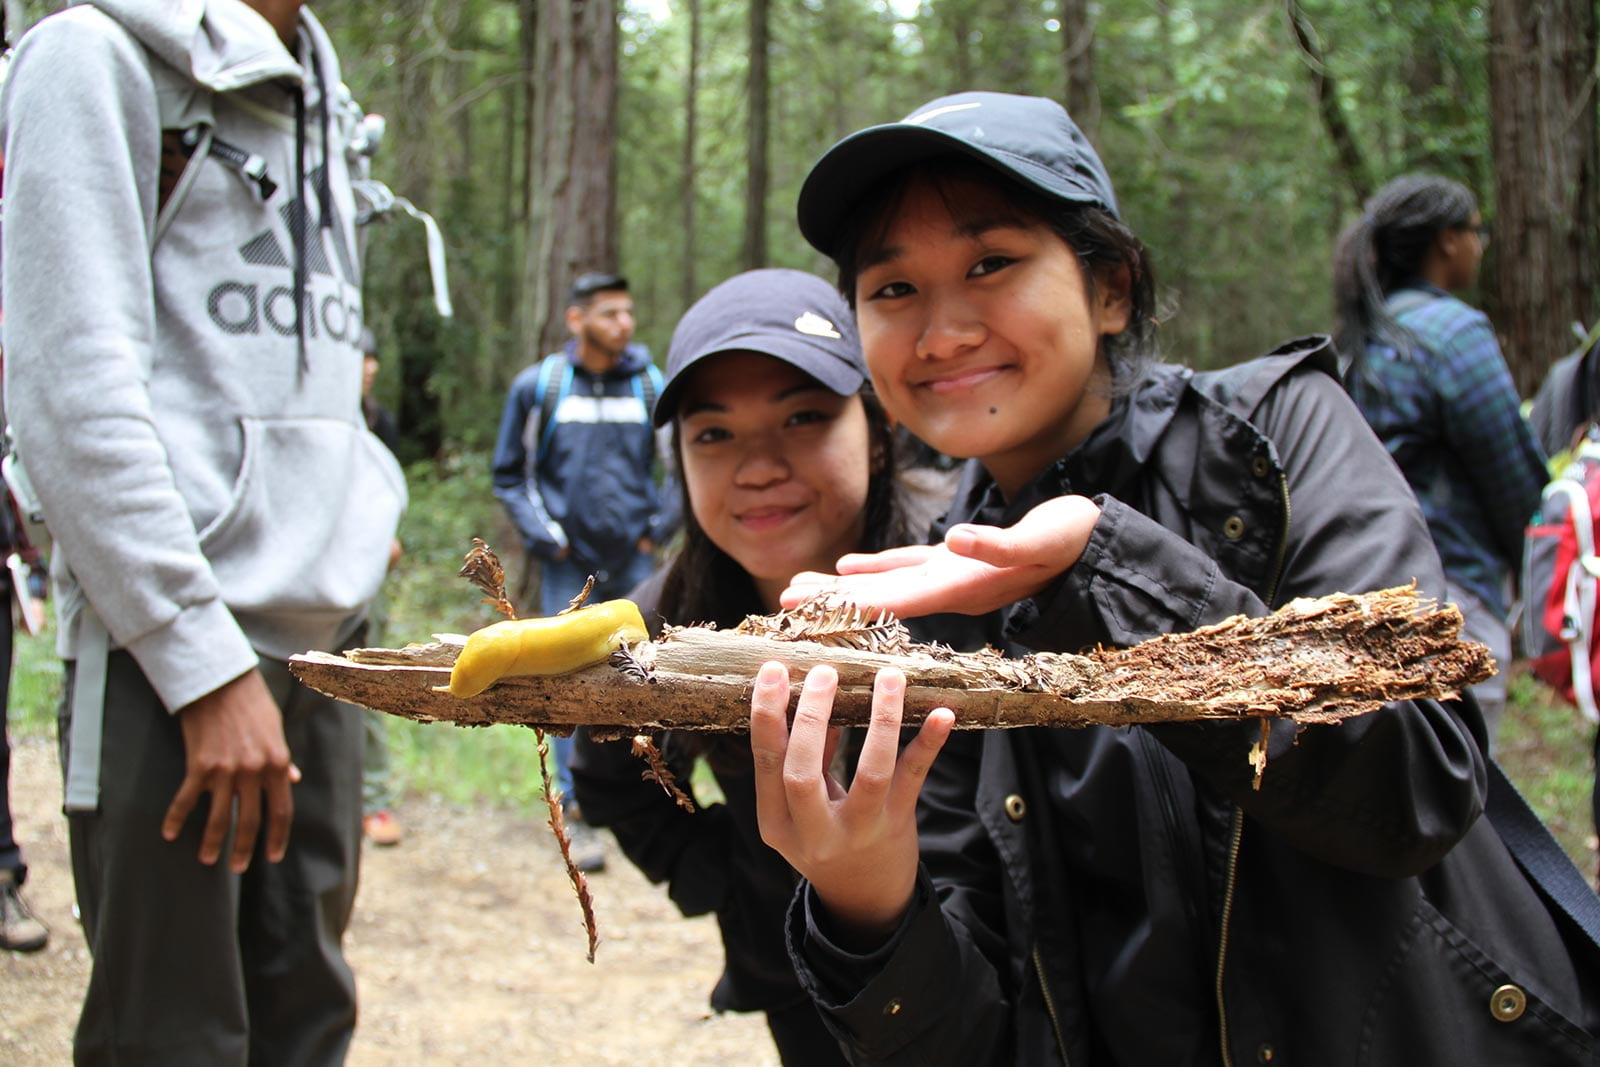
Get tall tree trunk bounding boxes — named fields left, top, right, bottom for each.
left=514, top=0, right=538, bottom=367
left=1487, top=0, right=1600, bottom=394
left=682, top=0, right=700, bottom=306
left=525, top=0, right=621, bottom=358
left=742, top=0, right=770, bottom=270
left=1060, top=0, right=1099, bottom=140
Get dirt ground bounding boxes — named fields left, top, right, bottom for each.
left=0, top=734, right=779, bottom=1066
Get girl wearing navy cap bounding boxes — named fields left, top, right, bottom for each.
left=748, top=92, right=1598, bottom=1064
left=570, top=268, right=951, bottom=1065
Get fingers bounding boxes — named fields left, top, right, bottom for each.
left=230, top=778, right=262, bottom=873
left=848, top=668, right=907, bottom=811
left=264, top=766, right=296, bottom=864
left=889, top=707, right=955, bottom=813
left=162, top=778, right=203, bottom=845
left=835, top=545, right=939, bottom=574
left=948, top=497, right=1100, bottom=572
left=750, top=661, right=795, bottom=836
left=783, top=665, right=841, bottom=819
left=780, top=572, right=837, bottom=609
left=199, top=779, right=234, bottom=866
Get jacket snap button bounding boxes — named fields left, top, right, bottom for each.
left=1490, top=983, right=1526, bottom=1022
left=1251, top=455, right=1271, bottom=478
left=1256, top=1044, right=1275, bottom=1062
left=1004, top=794, right=1027, bottom=821
left=883, top=998, right=903, bottom=1016
left=1223, top=516, right=1246, bottom=539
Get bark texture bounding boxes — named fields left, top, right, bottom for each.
left=1487, top=0, right=1600, bottom=394
left=291, top=586, right=1492, bottom=736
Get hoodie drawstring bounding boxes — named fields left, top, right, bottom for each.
left=290, top=28, right=332, bottom=375
left=292, top=79, right=309, bottom=373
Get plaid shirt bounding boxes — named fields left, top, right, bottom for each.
left=1346, top=284, right=1547, bottom=618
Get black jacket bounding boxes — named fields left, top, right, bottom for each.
left=790, top=338, right=1600, bottom=1065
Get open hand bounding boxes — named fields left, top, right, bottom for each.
left=781, top=494, right=1101, bottom=619
left=163, top=669, right=300, bottom=872
left=750, top=662, right=954, bottom=944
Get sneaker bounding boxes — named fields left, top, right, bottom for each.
left=565, top=817, right=607, bottom=874
left=362, top=810, right=404, bottom=847
left=0, top=869, right=48, bottom=953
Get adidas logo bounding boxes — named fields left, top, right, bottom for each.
left=204, top=168, right=363, bottom=343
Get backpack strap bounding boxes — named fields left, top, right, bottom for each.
left=1487, top=759, right=1600, bottom=952
left=534, top=354, right=574, bottom=456
left=634, top=362, right=664, bottom=423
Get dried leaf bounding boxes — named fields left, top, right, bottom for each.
left=459, top=539, right=517, bottom=620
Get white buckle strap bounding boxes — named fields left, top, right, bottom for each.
left=63, top=607, right=109, bottom=813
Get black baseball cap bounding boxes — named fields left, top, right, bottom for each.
left=797, top=91, right=1119, bottom=260
left=653, top=269, right=866, bottom=427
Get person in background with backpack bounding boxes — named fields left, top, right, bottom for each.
left=491, top=269, right=678, bottom=872
left=1332, top=173, right=1547, bottom=751
left=1, top=1, right=405, bottom=1062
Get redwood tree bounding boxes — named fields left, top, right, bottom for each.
left=1487, top=0, right=1600, bottom=394
left=525, top=0, right=621, bottom=358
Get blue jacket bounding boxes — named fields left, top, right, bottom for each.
left=491, top=342, right=676, bottom=578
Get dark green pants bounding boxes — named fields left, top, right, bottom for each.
left=60, top=651, right=363, bottom=1066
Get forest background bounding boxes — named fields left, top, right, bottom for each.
left=4, top=1, right=1597, bottom=866
left=12, top=0, right=1591, bottom=461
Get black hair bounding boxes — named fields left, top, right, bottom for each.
left=569, top=271, right=629, bottom=307
left=830, top=155, right=1159, bottom=378
left=1331, top=174, right=1477, bottom=363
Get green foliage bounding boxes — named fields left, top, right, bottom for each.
left=9, top=613, right=61, bottom=738
left=1500, top=669, right=1597, bottom=873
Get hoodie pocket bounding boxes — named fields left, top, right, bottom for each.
left=198, top=416, right=405, bottom=635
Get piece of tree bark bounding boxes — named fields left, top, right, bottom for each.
left=291, top=586, right=1491, bottom=736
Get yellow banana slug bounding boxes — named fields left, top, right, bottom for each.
left=443, top=600, right=649, bottom=698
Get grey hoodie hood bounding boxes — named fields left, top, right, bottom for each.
left=2, top=0, right=404, bottom=713
left=93, top=0, right=307, bottom=93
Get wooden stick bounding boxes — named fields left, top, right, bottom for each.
left=290, top=586, right=1492, bottom=734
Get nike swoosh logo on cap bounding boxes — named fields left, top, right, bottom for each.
left=905, top=102, right=982, bottom=125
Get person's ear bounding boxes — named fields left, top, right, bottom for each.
left=1095, top=263, right=1133, bottom=338
left=565, top=304, right=583, bottom=337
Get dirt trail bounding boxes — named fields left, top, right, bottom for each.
left=0, top=734, right=779, bottom=1066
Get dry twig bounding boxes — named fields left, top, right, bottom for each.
left=631, top=734, right=696, bottom=813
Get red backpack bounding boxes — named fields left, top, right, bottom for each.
left=1522, top=429, right=1600, bottom=722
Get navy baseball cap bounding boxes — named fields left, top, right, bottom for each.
left=797, top=91, right=1119, bottom=260
left=654, top=269, right=866, bottom=427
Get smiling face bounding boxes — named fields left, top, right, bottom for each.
left=852, top=175, right=1130, bottom=496
left=676, top=352, right=872, bottom=610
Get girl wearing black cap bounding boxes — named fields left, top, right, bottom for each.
left=570, top=269, right=949, bottom=1066
left=747, top=92, right=1597, bottom=1065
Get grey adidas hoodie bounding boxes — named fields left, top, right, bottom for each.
left=1, top=0, right=405, bottom=713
